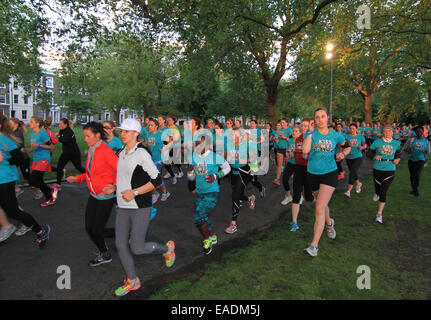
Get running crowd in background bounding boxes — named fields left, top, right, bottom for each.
left=0, top=110, right=430, bottom=296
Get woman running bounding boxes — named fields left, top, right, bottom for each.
left=369, top=124, right=401, bottom=224
left=335, top=123, right=345, bottom=180
left=102, top=118, right=175, bottom=297
left=280, top=127, right=298, bottom=205
left=343, top=124, right=367, bottom=198
left=66, top=122, right=118, bottom=266
left=52, top=118, right=86, bottom=191
left=273, top=119, right=292, bottom=185
left=403, top=126, right=430, bottom=197
left=103, top=120, right=123, bottom=154
left=187, top=134, right=231, bottom=254
left=302, top=108, right=351, bottom=257
left=0, top=114, right=50, bottom=247
left=9, top=118, right=30, bottom=195
left=23, top=116, right=57, bottom=207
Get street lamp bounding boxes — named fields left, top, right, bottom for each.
left=325, top=43, right=335, bottom=124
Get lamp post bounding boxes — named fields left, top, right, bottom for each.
left=325, top=43, right=335, bottom=124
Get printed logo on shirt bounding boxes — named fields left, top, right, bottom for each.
left=349, top=139, right=359, bottom=147
left=379, top=144, right=394, bottom=156
left=413, top=142, right=425, bottom=151
left=147, top=137, right=155, bottom=146
left=195, top=163, right=208, bottom=176
left=313, top=140, right=333, bottom=153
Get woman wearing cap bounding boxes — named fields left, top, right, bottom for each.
left=67, top=122, right=118, bottom=266
left=369, top=124, right=401, bottom=224
left=103, top=118, right=175, bottom=297
left=403, top=126, right=430, bottom=197
left=302, top=108, right=351, bottom=257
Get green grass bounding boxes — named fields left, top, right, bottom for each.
left=150, top=160, right=431, bottom=300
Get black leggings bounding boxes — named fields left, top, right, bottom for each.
left=282, top=162, right=295, bottom=191
left=0, top=181, right=42, bottom=234
left=231, top=166, right=254, bottom=222
left=292, top=165, right=313, bottom=204
left=408, top=160, right=425, bottom=193
left=18, top=156, right=31, bottom=181
left=336, top=159, right=344, bottom=174
left=85, top=196, right=116, bottom=253
left=373, top=169, right=395, bottom=203
left=29, top=170, right=52, bottom=200
left=346, top=157, right=363, bottom=185
left=56, top=152, right=85, bottom=185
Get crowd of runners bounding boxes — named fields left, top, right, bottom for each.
left=0, top=108, right=430, bottom=296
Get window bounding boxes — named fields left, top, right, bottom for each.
left=22, top=110, right=27, bottom=120
left=11, top=110, right=15, bottom=118
left=46, top=77, right=54, bottom=88
left=13, top=81, right=18, bottom=89
left=98, top=113, right=102, bottom=121
left=24, top=96, right=29, bottom=104
left=14, top=95, right=18, bottom=104
left=0, top=83, right=5, bottom=88
left=47, top=90, right=54, bottom=105
left=0, top=95, right=6, bottom=104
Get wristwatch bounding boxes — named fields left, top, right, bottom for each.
left=133, top=189, right=139, bottom=197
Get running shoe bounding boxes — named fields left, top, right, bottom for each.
left=376, top=213, right=383, bottom=224
left=51, top=188, right=59, bottom=202
left=202, top=239, right=213, bottom=255
left=160, top=191, right=170, bottom=202
left=163, top=172, right=172, bottom=179
left=152, top=192, right=161, bottom=204
left=33, top=189, right=43, bottom=200
left=299, top=195, right=304, bottom=205
left=88, top=252, right=112, bottom=267
left=248, top=195, right=256, bottom=210
left=373, top=193, right=380, bottom=202
left=36, top=225, right=50, bottom=249
left=40, top=197, right=56, bottom=207
left=326, top=218, right=336, bottom=240
left=355, top=182, right=362, bottom=194
left=272, top=179, right=280, bottom=186
left=289, top=222, right=299, bottom=232
left=0, top=224, right=17, bottom=243
left=163, top=240, right=176, bottom=268
left=209, top=234, right=218, bottom=245
left=225, top=223, right=237, bottom=234
left=172, top=176, right=177, bottom=185
left=344, top=191, right=351, bottom=198
left=281, top=196, right=292, bottom=205
left=114, top=277, right=141, bottom=297
left=177, top=171, right=184, bottom=179
left=304, top=243, right=319, bottom=257
left=15, top=187, right=24, bottom=198
left=51, top=184, right=62, bottom=192
left=15, top=224, right=32, bottom=236
left=260, top=186, right=266, bottom=199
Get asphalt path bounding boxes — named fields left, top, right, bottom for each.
left=0, top=158, right=375, bottom=300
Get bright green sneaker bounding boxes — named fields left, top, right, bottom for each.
left=203, top=239, right=213, bottom=255
left=163, top=240, right=176, bottom=268
left=209, top=235, right=218, bottom=245
left=114, top=277, right=141, bottom=297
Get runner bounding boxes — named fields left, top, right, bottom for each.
left=280, top=127, right=298, bottom=205
left=9, top=118, right=30, bottom=195
left=335, top=123, right=345, bottom=180
left=187, top=134, right=231, bottom=254
left=249, top=120, right=265, bottom=199
left=158, top=116, right=177, bottom=184
left=403, top=126, right=430, bottom=197
left=66, top=121, right=118, bottom=266
left=343, top=124, right=367, bottom=198
left=369, top=124, right=401, bottom=224
left=273, top=119, right=292, bottom=185
left=302, top=108, right=351, bottom=257
left=0, top=114, right=50, bottom=247
left=101, top=118, right=175, bottom=297
left=103, top=120, right=123, bottom=153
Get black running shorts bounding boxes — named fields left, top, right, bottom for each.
left=307, top=170, right=338, bottom=191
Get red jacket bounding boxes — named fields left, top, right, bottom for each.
left=75, top=142, right=118, bottom=195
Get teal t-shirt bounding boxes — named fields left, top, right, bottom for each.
left=308, top=129, right=346, bottom=175
left=105, top=136, right=123, bottom=153
left=345, top=134, right=365, bottom=159
left=277, top=127, right=292, bottom=149
left=226, top=141, right=248, bottom=174
left=146, top=131, right=163, bottom=162
left=287, top=138, right=296, bottom=164
left=271, top=130, right=280, bottom=149
left=408, top=137, right=429, bottom=162
left=140, top=127, right=148, bottom=142
left=30, top=130, right=51, bottom=163
left=0, top=134, right=20, bottom=183
left=192, top=151, right=225, bottom=194
left=370, top=138, right=401, bottom=171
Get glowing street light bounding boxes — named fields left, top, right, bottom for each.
left=325, top=42, right=335, bottom=124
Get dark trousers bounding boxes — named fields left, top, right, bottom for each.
left=408, top=160, right=425, bottom=193
left=29, top=170, right=52, bottom=200
left=231, top=167, right=253, bottom=222
left=292, top=165, right=314, bottom=204
left=56, top=152, right=85, bottom=185
left=282, top=162, right=295, bottom=191
left=85, top=196, right=116, bottom=253
left=0, top=181, right=42, bottom=233
left=373, top=169, right=395, bottom=203
left=346, top=157, right=363, bottom=185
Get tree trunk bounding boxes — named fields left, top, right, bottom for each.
left=364, top=94, right=372, bottom=123
left=428, top=89, right=431, bottom=114
left=267, top=89, right=278, bottom=125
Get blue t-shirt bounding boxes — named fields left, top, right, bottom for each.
left=287, top=138, right=296, bottom=164
left=345, top=134, right=365, bottom=159
left=140, top=127, right=148, bottom=142
left=271, top=130, right=280, bottom=149
left=226, top=141, right=248, bottom=174
left=105, top=136, right=123, bottom=153
left=370, top=138, right=401, bottom=171
left=308, top=129, right=346, bottom=175
left=30, top=130, right=51, bottom=163
left=408, top=138, right=429, bottom=162
left=277, top=127, right=293, bottom=149
left=192, top=151, right=226, bottom=194
left=146, top=131, right=164, bottom=162
left=0, top=134, right=20, bottom=184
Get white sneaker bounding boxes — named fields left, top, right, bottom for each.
left=344, top=191, right=351, bottom=198
left=172, top=176, right=177, bottom=185
left=15, top=224, right=32, bottom=236
left=177, top=172, right=184, bottom=179
left=373, top=193, right=380, bottom=202
left=281, top=196, right=292, bottom=205
left=299, top=195, right=304, bottom=205
left=326, top=218, right=336, bottom=240
left=0, top=224, right=17, bottom=243
left=304, top=243, right=319, bottom=257
left=376, top=213, right=383, bottom=224
left=356, top=182, right=362, bottom=194
left=164, top=172, right=172, bottom=179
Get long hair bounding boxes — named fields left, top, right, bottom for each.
left=0, top=114, right=18, bottom=143
left=10, top=118, right=27, bottom=133
left=83, top=121, right=106, bottom=140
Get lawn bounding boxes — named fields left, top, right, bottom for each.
left=149, top=160, right=431, bottom=300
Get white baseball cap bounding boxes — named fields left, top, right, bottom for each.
left=116, top=118, right=141, bottom=133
